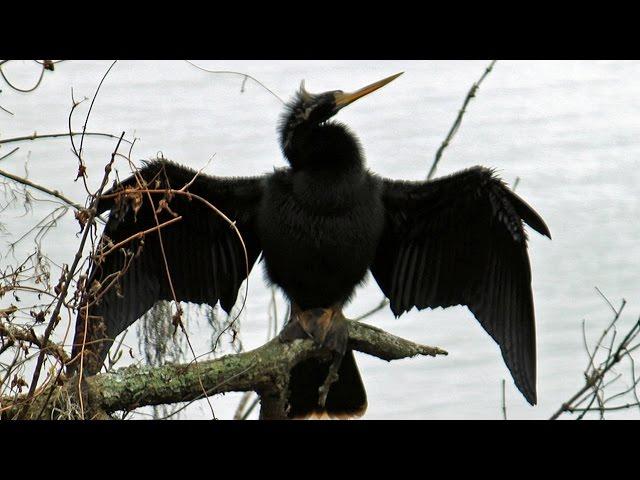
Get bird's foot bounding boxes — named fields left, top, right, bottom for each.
left=279, top=305, right=349, bottom=408
left=279, top=305, right=348, bottom=355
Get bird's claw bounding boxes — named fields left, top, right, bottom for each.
left=279, top=305, right=349, bottom=408
left=279, top=305, right=348, bottom=356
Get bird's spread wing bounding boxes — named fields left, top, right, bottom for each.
left=70, top=159, right=263, bottom=374
left=369, top=167, right=551, bottom=404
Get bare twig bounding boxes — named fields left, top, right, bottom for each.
left=96, top=216, right=183, bottom=258
left=353, top=298, right=389, bottom=322
left=0, top=61, right=46, bottom=93
left=0, top=322, right=70, bottom=364
left=184, top=61, right=284, bottom=104
left=550, top=293, right=640, bottom=420
left=0, top=147, right=19, bottom=162
left=18, top=132, right=125, bottom=418
left=0, top=132, right=131, bottom=146
left=0, top=104, right=14, bottom=116
left=0, top=167, right=83, bottom=210
left=78, top=61, right=118, bottom=161
left=427, top=60, right=497, bottom=180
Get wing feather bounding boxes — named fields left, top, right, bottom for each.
left=370, top=166, right=549, bottom=404
left=70, top=159, right=263, bottom=375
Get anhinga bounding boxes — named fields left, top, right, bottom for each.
left=69, top=73, right=551, bottom=418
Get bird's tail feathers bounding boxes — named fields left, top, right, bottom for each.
left=288, top=349, right=367, bottom=419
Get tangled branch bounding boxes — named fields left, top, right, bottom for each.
left=550, top=290, right=640, bottom=419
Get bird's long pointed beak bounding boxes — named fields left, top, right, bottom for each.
left=334, top=72, right=403, bottom=109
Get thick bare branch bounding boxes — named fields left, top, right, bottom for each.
left=2, top=319, right=447, bottom=419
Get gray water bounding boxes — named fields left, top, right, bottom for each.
left=1, top=60, right=639, bottom=419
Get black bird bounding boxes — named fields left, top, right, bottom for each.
left=69, top=73, right=551, bottom=418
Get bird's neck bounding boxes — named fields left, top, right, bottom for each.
left=281, top=121, right=365, bottom=175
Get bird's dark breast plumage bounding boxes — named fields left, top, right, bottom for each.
left=257, top=168, right=384, bottom=309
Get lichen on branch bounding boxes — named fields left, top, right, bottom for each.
left=1, top=319, right=447, bottom=420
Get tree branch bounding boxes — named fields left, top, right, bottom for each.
left=0, top=131, right=132, bottom=146
left=0, top=166, right=83, bottom=210
left=0, top=322, right=70, bottom=365
left=1, top=319, right=447, bottom=420
left=427, top=60, right=497, bottom=180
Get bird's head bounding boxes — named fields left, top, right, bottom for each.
left=279, top=72, right=403, bottom=171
